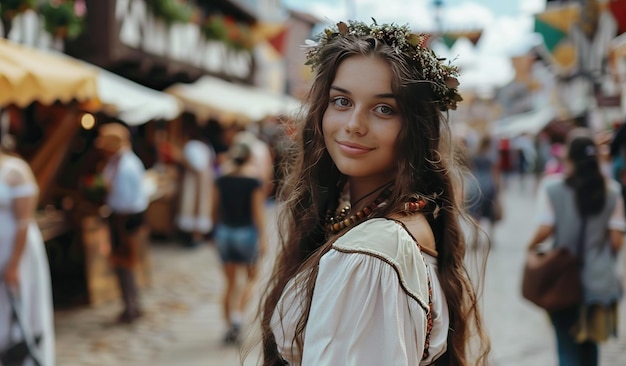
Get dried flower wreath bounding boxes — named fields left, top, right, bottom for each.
left=304, top=19, right=463, bottom=111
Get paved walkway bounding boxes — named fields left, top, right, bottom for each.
left=54, top=180, right=626, bottom=365
left=54, top=242, right=239, bottom=366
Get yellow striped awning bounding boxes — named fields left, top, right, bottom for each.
left=0, top=38, right=98, bottom=107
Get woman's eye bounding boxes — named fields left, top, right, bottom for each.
left=375, top=105, right=394, bottom=115
left=332, top=97, right=351, bottom=107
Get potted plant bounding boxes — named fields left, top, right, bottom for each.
left=145, top=0, right=194, bottom=25
left=39, top=0, right=86, bottom=40
left=203, top=15, right=253, bottom=52
left=202, top=15, right=229, bottom=41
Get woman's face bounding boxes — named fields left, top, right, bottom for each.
left=322, top=56, right=402, bottom=185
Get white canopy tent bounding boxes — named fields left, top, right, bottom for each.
left=165, top=76, right=302, bottom=125
left=96, top=68, right=183, bottom=125
left=492, top=107, right=556, bottom=138
left=44, top=47, right=184, bottom=125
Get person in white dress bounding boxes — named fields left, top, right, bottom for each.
left=257, top=20, right=490, bottom=366
left=0, top=152, right=55, bottom=365
left=176, top=126, right=216, bottom=248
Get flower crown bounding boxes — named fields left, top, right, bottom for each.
left=304, top=20, right=463, bottom=111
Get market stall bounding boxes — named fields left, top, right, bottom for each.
left=0, top=37, right=183, bottom=306
left=0, top=37, right=98, bottom=202
left=0, top=37, right=102, bottom=306
left=165, top=75, right=302, bottom=126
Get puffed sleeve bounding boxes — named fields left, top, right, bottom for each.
left=5, top=157, right=38, bottom=199
left=300, top=249, right=428, bottom=366
left=4, top=157, right=38, bottom=228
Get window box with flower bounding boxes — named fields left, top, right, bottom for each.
left=202, top=15, right=253, bottom=52
left=39, top=0, right=86, bottom=40
left=145, top=0, right=194, bottom=25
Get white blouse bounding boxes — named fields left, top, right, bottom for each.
left=271, top=218, right=449, bottom=365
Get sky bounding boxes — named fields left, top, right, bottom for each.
left=281, top=0, right=549, bottom=95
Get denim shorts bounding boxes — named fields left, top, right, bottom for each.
left=214, top=224, right=258, bottom=264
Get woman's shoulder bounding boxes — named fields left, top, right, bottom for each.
left=333, top=216, right=434, bottom=256
left=542, top=173, right=565, bottom=185
left=539, top=174, right=566, bottom=192
left=333, top=218, right=417, bottom=250
left=2, top=154, right=30, bottom=169
left=1, top=155, right=35, bottom=185
left=331, top=218, right=430, bottom=307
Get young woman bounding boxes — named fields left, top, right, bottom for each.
left=0, top=147, right=55, bottom=364
left=213, top=142, right=267, bottom=344
left=528, top=129, right=625, bottom=366
left=259, top=20, right=490, bottom=365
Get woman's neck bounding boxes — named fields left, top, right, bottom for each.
left=348, top=179, right=393, bottom=212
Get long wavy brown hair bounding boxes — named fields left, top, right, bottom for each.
left=564, top=128, right=606, bottom=216
left=259, top=34, right=490, bottom=365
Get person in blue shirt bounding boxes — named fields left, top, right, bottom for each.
left=96, top=122, right=148, bottom=324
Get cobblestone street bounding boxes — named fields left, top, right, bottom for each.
left=53, top=242, right=239, bottom=365
left=54, top=178, right=626, bottom=365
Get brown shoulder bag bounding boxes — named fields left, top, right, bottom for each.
left=521, top=218, right=586, bottom=313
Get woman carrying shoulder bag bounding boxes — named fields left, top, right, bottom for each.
left=527, top=128, right=625, bottom=366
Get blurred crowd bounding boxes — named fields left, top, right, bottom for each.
left=459, top=122, right=626, bottom=242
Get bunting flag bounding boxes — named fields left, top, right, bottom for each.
left=438, top=29, right=482, bottom=49
left=610, top=0, right=626, bottom=34
left=441, top=34, right=457, bottom=49
left=534, top=4, right=581, bottom=72
left=268, top=27, right=288, bottom=55
left=252, top=22, right=288, bottom=55
left=534, top=18, right=567, bottom=52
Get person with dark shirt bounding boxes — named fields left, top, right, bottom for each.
left=212, top=142, right=267, bottom=344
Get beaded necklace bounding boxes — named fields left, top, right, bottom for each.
left=325, top=190, right=428, bottom=234
left=331, top=183, right=387, bottom=224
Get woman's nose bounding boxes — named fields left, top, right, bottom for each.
left=345, top=107, right=367, bottom=136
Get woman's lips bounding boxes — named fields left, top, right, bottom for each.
left=337, top=141, right=374, bottom=155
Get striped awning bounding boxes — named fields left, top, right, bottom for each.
left=0, top=38, right=98, bottom=107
